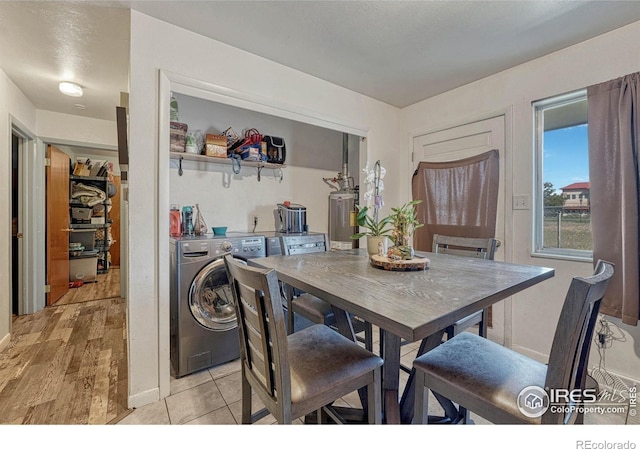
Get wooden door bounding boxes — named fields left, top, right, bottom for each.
left=110, top=176, right=121, bottom=267
left=412, top=116, right=506, bottom=261
left=46, top=145, right=70, bottom=305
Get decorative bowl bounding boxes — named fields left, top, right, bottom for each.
left=212, top=226, right=227, bottom=236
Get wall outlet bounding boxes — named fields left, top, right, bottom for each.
left=512, top=194, right=530, bottom=210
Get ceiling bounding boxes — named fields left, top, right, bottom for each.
left=2, top=0, right=640, bottom=124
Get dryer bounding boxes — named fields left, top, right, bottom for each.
left=170, top=232, right=265, bottom=378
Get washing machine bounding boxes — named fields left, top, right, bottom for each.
left=170, top=232, right=266, bottom=378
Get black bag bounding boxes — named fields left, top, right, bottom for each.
left=262, top=136, right=286, bottom=164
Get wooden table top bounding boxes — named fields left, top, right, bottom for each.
left=251, top=249, right=554, bottom=342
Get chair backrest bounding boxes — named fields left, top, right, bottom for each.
left=224, top=254, right=292, bottom=418
left=280, top=233, right=329, bottom=256
left=543, top=260, right=614, bottom=424
left=432, top=234, right=498, bottom=260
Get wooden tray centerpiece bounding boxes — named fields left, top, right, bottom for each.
left=370, top=253, right=430, bottom=271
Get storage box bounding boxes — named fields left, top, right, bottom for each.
left=205, top=133, right=227, bottom=158
left=69, top=256, right=98, bottom=282
left=71, top=207, right=92, bottom=220
left=70, top=229, right=96, bottom=251
left=91, top=217, right=105, bottom=225
left=170, top=122, right=188, bottom=152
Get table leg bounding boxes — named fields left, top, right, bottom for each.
left=283, top=283, right=295, bottom=335
left=381, top=330, right=401, bottom=424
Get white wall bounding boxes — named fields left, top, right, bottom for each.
left=0, top=68, right=36, bottom=351
left=401, top=20, right=640, bottom=385
left=128, top=11, right=402, bottom=407
left=36, top=110, right=117, bottom=149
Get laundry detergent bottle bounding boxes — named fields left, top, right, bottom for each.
left=170, top=204, right=181, bottom=237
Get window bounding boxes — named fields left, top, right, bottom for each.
left=533, top=90, right=592, bottom=259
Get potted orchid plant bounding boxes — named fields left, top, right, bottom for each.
left=350, top=160, right=392, bottom=255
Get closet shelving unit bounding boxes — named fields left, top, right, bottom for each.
left=69, top=175, right=112, bottom=276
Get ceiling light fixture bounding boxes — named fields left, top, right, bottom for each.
left=59, top=81, right=83, bottom=97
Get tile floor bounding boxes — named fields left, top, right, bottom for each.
left=117, top=328, right=437, bottom=425
left=117, top=325, right=636, bottom=426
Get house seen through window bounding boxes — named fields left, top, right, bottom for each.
left=533, top=90, right=592, bottom=259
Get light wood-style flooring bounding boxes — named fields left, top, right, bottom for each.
left=0, top=269, right=128, bottom=424
left=56, top=267, right=121, bottom=306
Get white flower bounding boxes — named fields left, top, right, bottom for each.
left=361, top=160, right=385, bottom=208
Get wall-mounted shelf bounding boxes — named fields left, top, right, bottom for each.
left=70, top=223, right=112, bottom=229
left=170, top=152, right=286, bottom=169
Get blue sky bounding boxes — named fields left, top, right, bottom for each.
left=543, top=124, right=589, bottom=194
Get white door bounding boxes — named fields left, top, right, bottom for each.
left=412, top=115, right=508, bottom=343
left=413, top=115, right=506, bottom=260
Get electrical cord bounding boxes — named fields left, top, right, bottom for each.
left=589, top=316, right=632, bottom=423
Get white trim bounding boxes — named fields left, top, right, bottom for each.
left=157, top=71, right=171, bottom=401
left=10, top=116, right=42, bottom=316
left=38, top=137, right=118, bottom=152
left=165, top=71, right=369, bottom=137
left=532, top=90, right=590, bottom=260
left=0, top=331, right=10, bottom=353
left=127, top=387, right=161, bottom=410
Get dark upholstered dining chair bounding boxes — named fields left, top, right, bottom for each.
left=224, top=255, right=383, bottom=424
left=282, top=234, right=374, bottom=352
left=384, top=235, right=497, bottom=364
left=432, top=234, right=498, bottom=339
left=413, top=260, right=614, bottom=425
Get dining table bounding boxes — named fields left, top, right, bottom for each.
left=250, top=248, right=554, bottom=424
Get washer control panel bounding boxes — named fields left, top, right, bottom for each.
left=213, top=236, right=266, bottom=258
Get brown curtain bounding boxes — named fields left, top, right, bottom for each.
left=587, top=73, right=640, bottom=326
left=411, top=150, right=499, bottom=252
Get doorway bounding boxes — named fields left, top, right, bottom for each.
left=412, top=115, right=508, bottom=344
left=11, top=133, right=20, bottom=316
left=412, top=116, right=506, bottom=260
left=46, top=145, right=123, bottom=307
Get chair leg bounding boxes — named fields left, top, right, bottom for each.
left=413, top=369, right=428, bottom=424
left=459, top=406, right=470, bottom=424
left=241, top=370, right=252, bottom=424
left=368, top=367, right=382, bottom=424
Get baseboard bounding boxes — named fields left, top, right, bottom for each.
left=511, top=343, right=549, bottom=364
left=128, top=387, right=161, bottom=409
left=513, top=343, right=640, bottom=390
left=0, top=332, right=10, bottom=353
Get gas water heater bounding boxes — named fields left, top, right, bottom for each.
left=325, top=134, right=359, bottom=250
left=328, top=190, right=358, bottom=250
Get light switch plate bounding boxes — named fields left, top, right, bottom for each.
left=512, top=194, right=530, bottom=210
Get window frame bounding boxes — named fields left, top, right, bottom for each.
left=532, top=89, right=593, bottom=262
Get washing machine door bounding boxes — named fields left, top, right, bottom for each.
left=188, top=257, right=238, bottom=331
